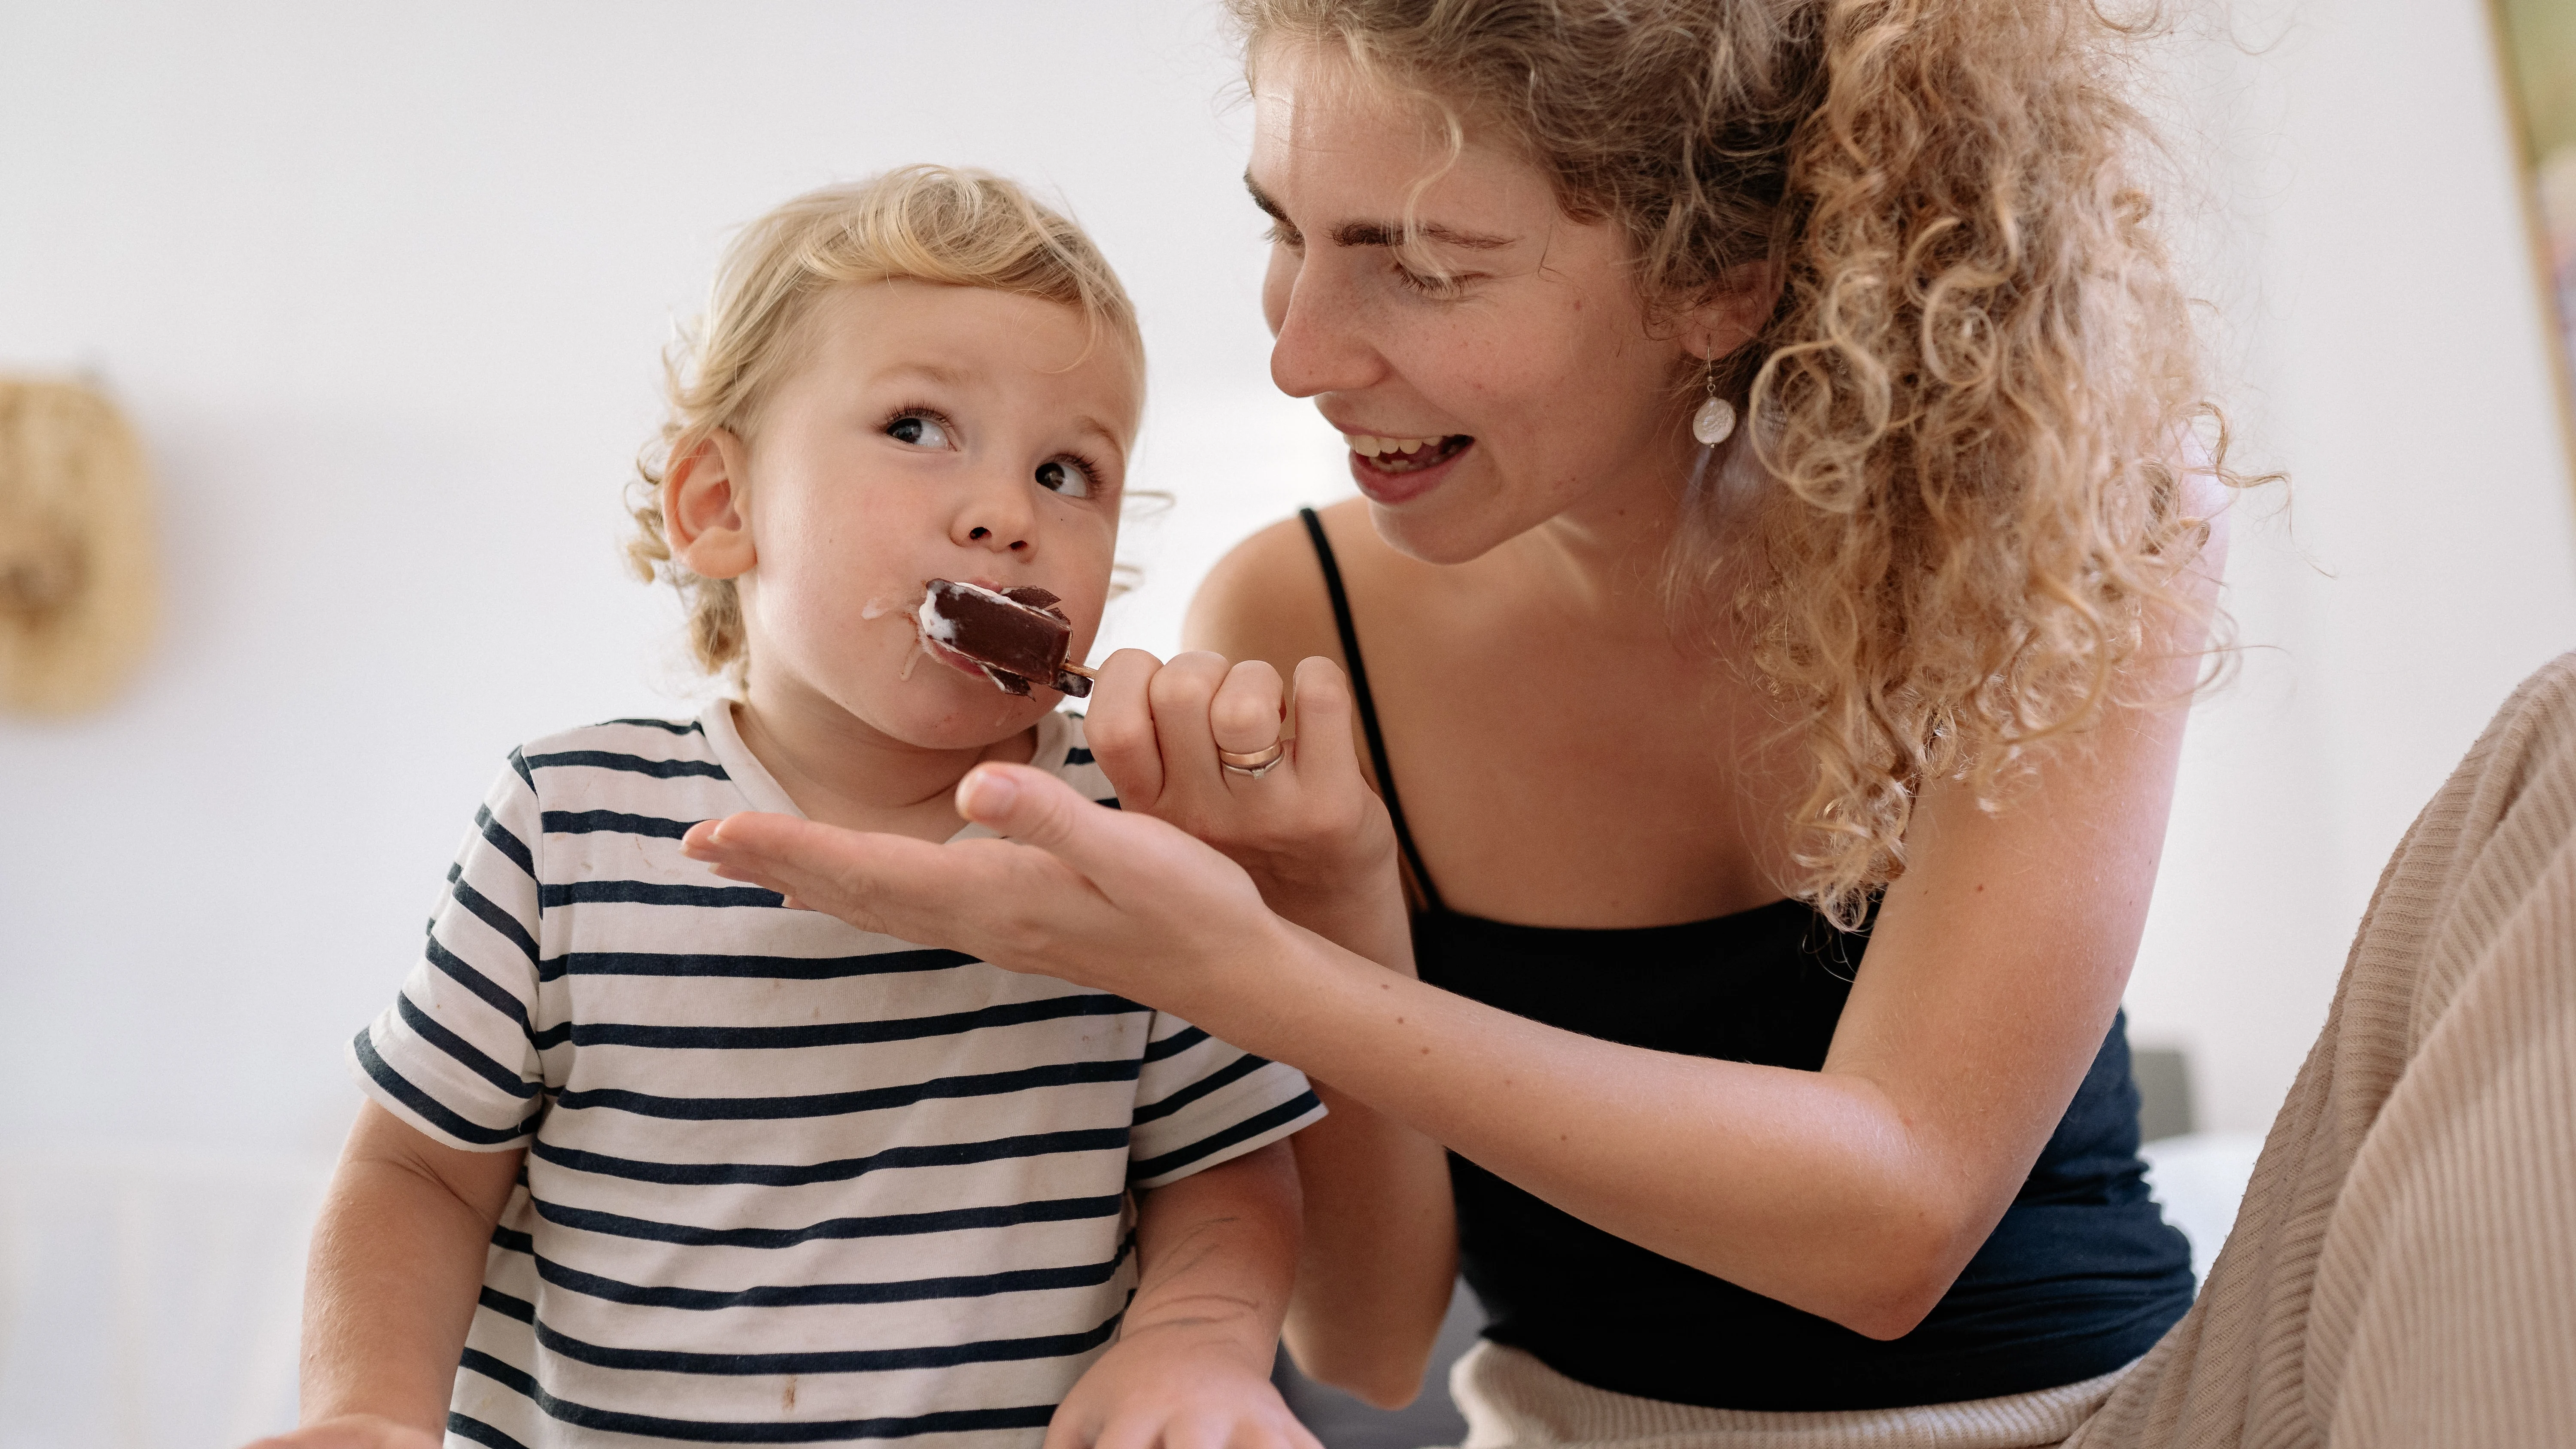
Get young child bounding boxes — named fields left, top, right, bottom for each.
left=264, top=168, right=1326, bottom=1449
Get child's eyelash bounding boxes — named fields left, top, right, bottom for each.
left=883, top=403, right=956, bottom=437
left=1264, top=221, right=1303, bottom=249
left=1055, top=450, right=1107, bottom=493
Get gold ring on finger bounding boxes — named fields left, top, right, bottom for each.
left=1218, top=742, right=1286, bottom=779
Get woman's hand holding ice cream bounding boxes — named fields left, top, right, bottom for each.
left=1085, top=648, right=1408, bottom=944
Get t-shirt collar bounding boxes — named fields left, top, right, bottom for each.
left=696, top=698, right=1074, bottom=840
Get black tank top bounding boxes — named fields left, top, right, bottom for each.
left=1299, top=508, right=2195, bottom=1412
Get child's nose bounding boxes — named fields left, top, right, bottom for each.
left=954, top=470, right=1036, bottom=553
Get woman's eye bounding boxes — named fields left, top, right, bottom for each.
left=1394, top=263, right=1464, bottom=299
left=1034, top=459, right=1094, bottom=499
left=887, top=413, right=951, bottom=448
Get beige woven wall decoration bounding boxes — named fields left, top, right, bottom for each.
left=0, top=377, right=158, bottom=715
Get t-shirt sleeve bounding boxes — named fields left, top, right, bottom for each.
left=345, top=755, right=549, bottom=1152
left=1127, top=1015, right=1326, bottom=1190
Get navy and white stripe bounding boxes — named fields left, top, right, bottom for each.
left=350, top=704, right=1323, bottom=1449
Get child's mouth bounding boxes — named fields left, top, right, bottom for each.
left=911, top=579, right=1089, bottom=697
left=919, top=634, right=987, bottom=680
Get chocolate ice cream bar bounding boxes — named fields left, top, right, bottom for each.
left=917, top=579, right=1095, bottom=698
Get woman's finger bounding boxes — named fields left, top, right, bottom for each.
left=690, top=812, right=1133, bottom=975
left=680, top=784, right=1272, bottom=1004
left=958, top=762, right=1194, bottom=885
left=1286, top=654, right=1364, bottom=790
left=1086, top=647, right=1166, bottom=809
left=1210, top=659, right=1287, bottom=757
left=957, top=762, right=1267, bottom=919
left=1146, top=650, right=1231, bottom=794
left=682, top=813, right=992, bottom=943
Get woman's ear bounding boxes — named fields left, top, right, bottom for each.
left=664, top=430, right=757, bottom=580
left=1683, top=260, right=1783, bottom=365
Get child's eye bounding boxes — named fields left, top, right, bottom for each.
left=1034, top=458, right=1095, bottom=499
left=886, top=411, right=953, bottom=448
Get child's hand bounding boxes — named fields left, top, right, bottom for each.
left=243, top=1414, right=442, bottom=1449
left=1085, top=649, right=1403, bottom=926
left=1047, top=1321, right=1321, bottom=1449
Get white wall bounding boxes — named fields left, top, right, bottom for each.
left=2120, top=0, right=2576, bottom=1131
left=0, top=0, right=1338, bottom=1173
left=2, top=0, right=2569, bottom=1196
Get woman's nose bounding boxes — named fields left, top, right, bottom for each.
left=953, top=467, right=1036, bottom=553
left=1266, top=252, right=1383, bottom=400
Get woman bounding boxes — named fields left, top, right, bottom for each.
left=702, top=0, right=2233, bottom=1437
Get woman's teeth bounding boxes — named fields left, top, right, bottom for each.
left=1344, top=434, right=1438, bottom=457
left=1342, top=433, right=1468, bottom=474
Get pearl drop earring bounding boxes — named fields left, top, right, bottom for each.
left=1692, top=358, right=1737, bottom=447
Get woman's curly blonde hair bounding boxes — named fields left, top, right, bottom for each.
left=629, top=166, right=1143, bottom=677
left=1230, top=0, right=2254, bottom=925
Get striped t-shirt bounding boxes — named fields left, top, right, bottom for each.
left=349, top=702, right=1324, bottom=1449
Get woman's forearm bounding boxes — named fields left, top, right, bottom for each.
left=1177, top=917, right=2020, bottom=1339
left=1255, top=878, right=1459, bottom=1407
left=676, top=775, right=2110, bottom=1340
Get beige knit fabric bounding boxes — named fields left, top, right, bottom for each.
left=1450, top=653, right=2576, bottom=1449
left=1452, top=1340, right=2131, bottom=1449
left=2065, top=652, right=2576, bottom=1444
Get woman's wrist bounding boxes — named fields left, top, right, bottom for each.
left=1238, top=832, right=1404, bottom=933
left=1254, top=869, right=1409, bottom=954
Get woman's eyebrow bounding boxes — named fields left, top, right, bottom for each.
left=1244, top=174, right=1514, bottom=251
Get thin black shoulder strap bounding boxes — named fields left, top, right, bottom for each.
left=1298, top=506, right=1445, bottom=914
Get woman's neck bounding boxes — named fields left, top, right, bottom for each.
left=1509, top=439, right=1712, bottom=625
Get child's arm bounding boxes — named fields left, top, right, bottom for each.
left=247, top=1102, right=523, bottom=1449
left=1046, top=1140, right=1319, bottom=1449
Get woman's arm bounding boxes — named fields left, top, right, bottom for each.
left=1081, top=625, right=1458, bottom=1403
left=1170, top=533, right=1459, bottom=1405
left=680, top=703, right=2149, bottom=1337
left=686, top=518, right=2225, bottom=1340
left=248, top=1102, right=523, bottom=1448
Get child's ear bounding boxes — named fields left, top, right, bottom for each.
left=664, top=430, right=757, bottom=580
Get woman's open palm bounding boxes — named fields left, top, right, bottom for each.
left=679, top=761, right=1283, bottom=1010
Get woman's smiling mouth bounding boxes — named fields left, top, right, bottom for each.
left=1343, top=432, right=1473, bottom=474
left=1342, top=432, right=1475, bottom=504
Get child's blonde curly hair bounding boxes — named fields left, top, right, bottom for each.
left=628, top=166, right=1144, bottom=677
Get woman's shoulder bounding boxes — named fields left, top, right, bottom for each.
left=1185, top=499, right=1385, bottom=671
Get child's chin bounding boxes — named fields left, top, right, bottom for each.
left=870, top=675, right=1050, bottom=747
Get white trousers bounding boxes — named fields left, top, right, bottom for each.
left=1454, top=1340, right=2132, bottom=1449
